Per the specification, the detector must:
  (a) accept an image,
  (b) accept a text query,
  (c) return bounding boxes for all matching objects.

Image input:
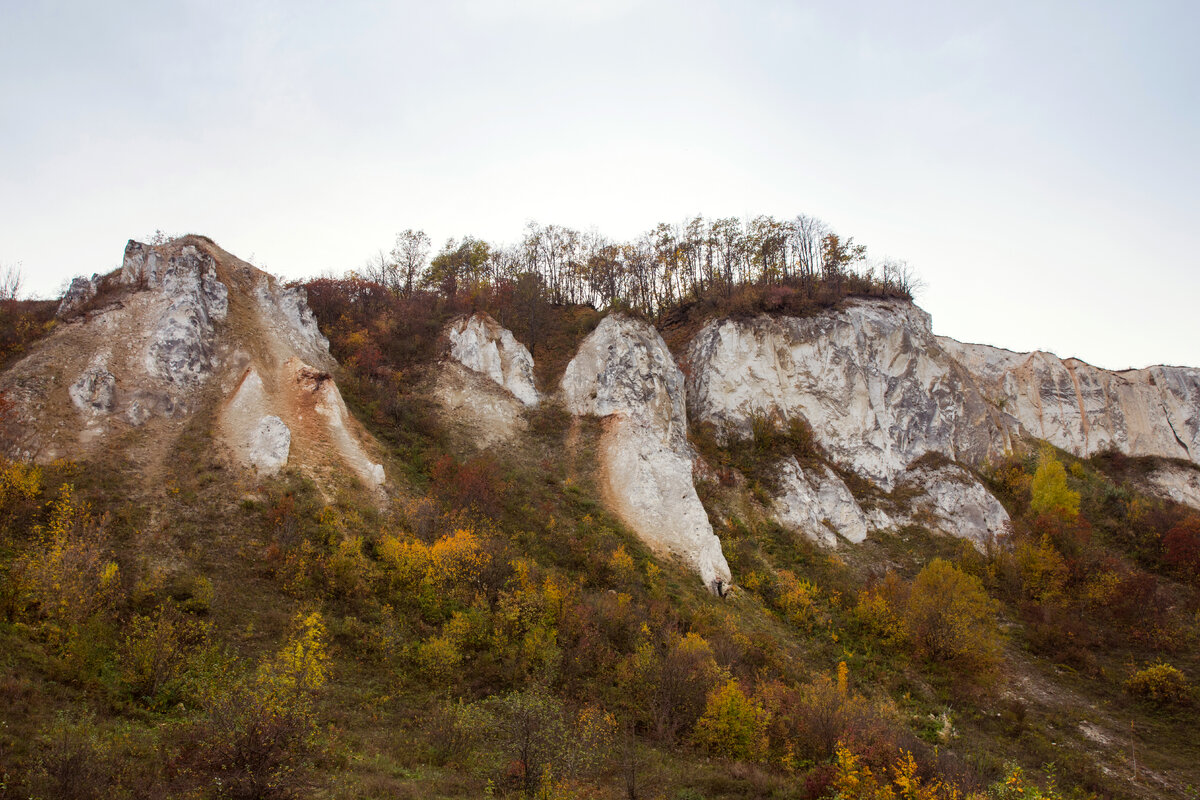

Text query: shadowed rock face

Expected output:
[686,300,1012,492]
[563,314,732,593]
[772,458,871,547]
[900,463,1011,548]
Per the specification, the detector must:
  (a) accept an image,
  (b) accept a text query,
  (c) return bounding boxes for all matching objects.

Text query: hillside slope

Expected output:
[1,238,1198,800]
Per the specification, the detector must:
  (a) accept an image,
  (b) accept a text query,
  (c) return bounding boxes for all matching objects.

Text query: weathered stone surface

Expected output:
[447,313,539,406]
[772,457,870,546]
[564,314,689,446]
[254,278,333,370]
[902,463,1011,549]
[564,314,731,592]
[1143,462,1200,510]
[69,358,116,414]
[57,275,99,317]
[435,361,527,448]
[686,301,1011,491]
[939,338,1200,463]
[250,415,291,473]
[144,245,229,386]
[292,359,386,487]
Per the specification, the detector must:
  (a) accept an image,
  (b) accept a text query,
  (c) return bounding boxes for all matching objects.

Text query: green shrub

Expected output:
[1124,661,1192,705]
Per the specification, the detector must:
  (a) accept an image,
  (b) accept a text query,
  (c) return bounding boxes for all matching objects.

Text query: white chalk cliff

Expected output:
[686,300,1010,492]
[683,297,1200,546]
[447,313,540,407]
[772,458,872,547]
[562,314,732,593]
[939,338,1200,464]
[437,313,538,449]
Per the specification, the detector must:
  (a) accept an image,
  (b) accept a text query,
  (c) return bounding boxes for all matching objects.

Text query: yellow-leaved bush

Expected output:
[692,678,770,762]
[18,484,122,637]
[379,526,488,614]
[1029,447,1080,520]
[832,743,981,799]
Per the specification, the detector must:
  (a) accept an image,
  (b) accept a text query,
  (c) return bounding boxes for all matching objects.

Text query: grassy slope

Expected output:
[1,292,1198,799]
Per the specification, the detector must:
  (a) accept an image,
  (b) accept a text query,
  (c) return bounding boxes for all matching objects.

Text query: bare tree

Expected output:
[390,229,431,297]
[0,263,22,302]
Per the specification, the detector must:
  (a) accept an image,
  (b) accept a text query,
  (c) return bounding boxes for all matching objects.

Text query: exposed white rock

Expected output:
[564,314,689,445]
[447,313,539,407]
[254,278,334,370]
[772,457,870,546]
[250,416,291,473]
[563,314,731,592]
[57,275,99,317]
[143,244,229,387]
[292,359,385,487]
[902,463,1010,549]
[687,301,1011,491]
[1144,462,1200,510]
[939,338,1200,464]
[435,361,526,448]
[120,240,163,286]
[69,356,116,415]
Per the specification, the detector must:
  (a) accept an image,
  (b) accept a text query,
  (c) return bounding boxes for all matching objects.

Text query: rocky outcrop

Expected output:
[57,275,99,317]
[447,313,539,406]
[939,338,1200,464]
[291,359,385,486]
[69,357,116,415]
[901,463,1011,549]
[2,236,385,492]
[250,416,291,473]
[254,278,334,370]
[140,244,229,387]
[563,314,731,592]
[436,362,527,449]
[1143,462,1200,510]
[686,300,1011,491]
[772,458,871,546]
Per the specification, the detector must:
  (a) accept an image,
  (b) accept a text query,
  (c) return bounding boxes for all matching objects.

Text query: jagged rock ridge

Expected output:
[562,314,732,593]
[1,237,385,489]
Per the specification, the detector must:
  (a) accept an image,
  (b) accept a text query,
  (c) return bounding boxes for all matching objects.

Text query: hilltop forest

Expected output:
[0,217,1198,800]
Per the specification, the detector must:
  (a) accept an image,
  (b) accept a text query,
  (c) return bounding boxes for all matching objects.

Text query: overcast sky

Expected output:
[2,0,1197,370]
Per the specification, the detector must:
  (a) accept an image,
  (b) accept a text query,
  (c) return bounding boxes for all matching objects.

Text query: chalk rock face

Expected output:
[563,314,731,592]
[1144,462,1200,510]
[254,279,333,370]
[69,358,116,415]
[902,463,1010,549]
[142,244,229,386]
[292,360,386,486]
[435,362,527,448]
[250,416,291,473]
[4,236,386,495]
[563,314,688,444]
[687,301,1009,491]
[939,338,1200,464]
[447,313,539,407]
[772,458,870,546]
[57,275,99,317]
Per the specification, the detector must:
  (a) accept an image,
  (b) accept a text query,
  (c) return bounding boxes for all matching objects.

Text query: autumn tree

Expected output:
[1029,447,1080,520]
[693,678,770,761]
[905,559,1002,671]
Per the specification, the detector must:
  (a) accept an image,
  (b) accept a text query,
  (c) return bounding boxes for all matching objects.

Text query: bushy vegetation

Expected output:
[2,219,1199,798]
